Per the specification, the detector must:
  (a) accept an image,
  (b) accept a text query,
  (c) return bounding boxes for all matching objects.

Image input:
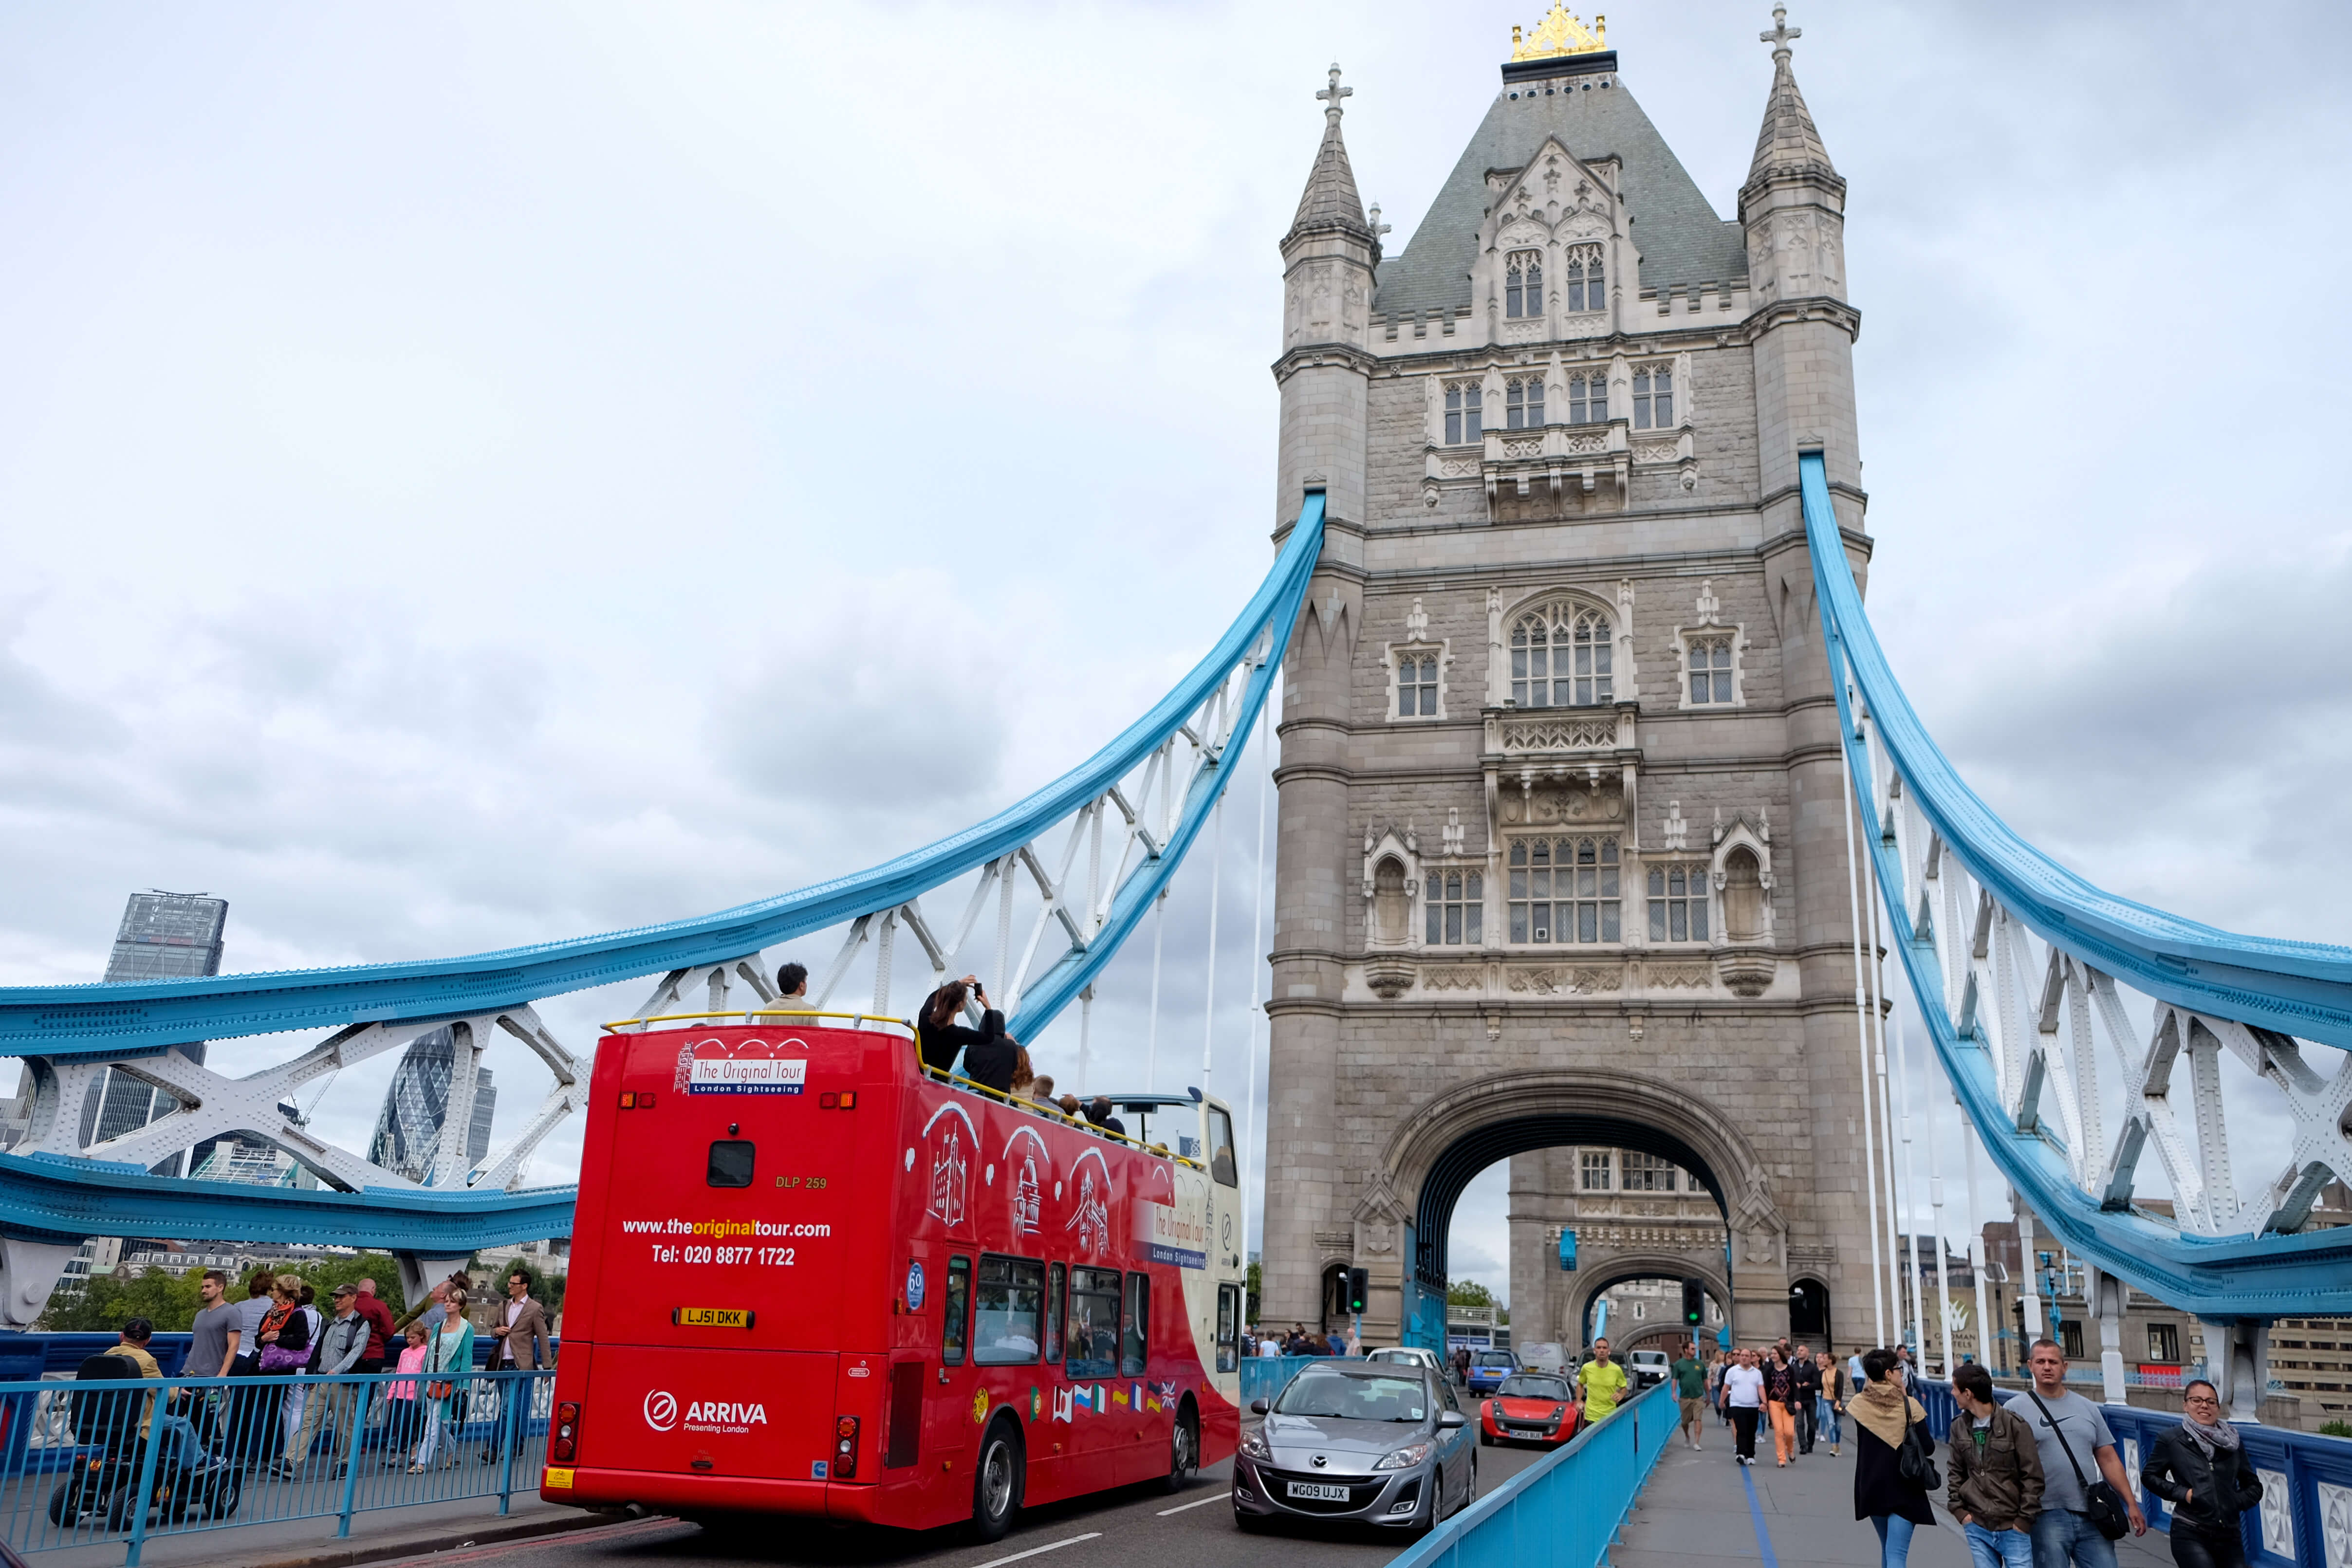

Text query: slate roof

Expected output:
[1371,73,1747,320]
[1287,108,1373,245]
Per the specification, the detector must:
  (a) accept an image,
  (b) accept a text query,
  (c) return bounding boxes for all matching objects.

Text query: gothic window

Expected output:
[1621,1151,1677,1192]
[1396,652,1440,717]
[1509,604,1613,708]
[1647,865,1709,942]
[1505,375,1545,430]
[1632,364,1673,430]
[1568,371,1606,425]
[1722,847,1765,942]
[1686,635,1734,705]
[1580,1150,1613,1190]
[1424,870,1483,945]
[1565,246,1605,313]
[1445,381,1483,444]
[1372,857,1410,945]
[1506,252,1543,319]
[1507,835,1620,944]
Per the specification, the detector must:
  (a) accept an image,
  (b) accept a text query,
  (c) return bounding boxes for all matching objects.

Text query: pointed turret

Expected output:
[1286,65,1373,248]
[1745,8,1834,188]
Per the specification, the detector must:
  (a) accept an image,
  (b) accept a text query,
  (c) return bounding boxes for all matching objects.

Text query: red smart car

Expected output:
[1476,1371,1583,1448]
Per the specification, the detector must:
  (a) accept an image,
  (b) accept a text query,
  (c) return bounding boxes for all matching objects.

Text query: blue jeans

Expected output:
[2030,1509,2119,1568]
[1871,1514,1916,1566]
[1818,1396,1841,1445]
[1965,1522,2036,1568]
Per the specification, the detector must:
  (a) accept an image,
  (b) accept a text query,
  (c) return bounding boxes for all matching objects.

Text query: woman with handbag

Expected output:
[1852,1347,1939,1566]
[409,1289,476,1474]
[252,1275,310,1474]
[2140,1381,2262,1568]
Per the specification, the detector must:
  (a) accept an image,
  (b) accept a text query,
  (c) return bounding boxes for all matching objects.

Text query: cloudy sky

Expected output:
[4,1,2348,1313]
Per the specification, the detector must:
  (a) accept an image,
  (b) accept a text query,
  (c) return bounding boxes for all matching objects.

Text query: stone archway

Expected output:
[1568,1254,1731,1352]
[1349,1067,1790,1349]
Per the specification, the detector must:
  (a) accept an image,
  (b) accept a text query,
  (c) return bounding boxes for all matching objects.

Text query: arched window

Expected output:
[1444,381,1483,444]
[1686,635,1733,705]
[1372,857,1409,945]
[1397,653,1439,717]
[1646,865,1709,942]
[1722,848,1765,942]
[1566,246,1605,313]
[1567,371,1607,425]
[1633,363,1673,429]
[1507,835,1619,943]
[1510,604,1613,708]
[1506,375,1545,430]
[1506,251,1543,318]
[1424,870,1482,945]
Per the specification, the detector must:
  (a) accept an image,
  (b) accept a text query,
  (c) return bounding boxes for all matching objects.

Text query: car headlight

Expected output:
[1374,1441,1433,1471]
[1240,1429,1272,1461]
[1553,1405,1567,1419]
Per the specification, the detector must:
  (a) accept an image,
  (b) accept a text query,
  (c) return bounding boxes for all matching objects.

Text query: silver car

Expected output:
[1233,1362,1476,1533]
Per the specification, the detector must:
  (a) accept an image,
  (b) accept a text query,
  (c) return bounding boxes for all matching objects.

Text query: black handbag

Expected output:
[2028,1391,2129,1540]
[1896,1415,1942,1492]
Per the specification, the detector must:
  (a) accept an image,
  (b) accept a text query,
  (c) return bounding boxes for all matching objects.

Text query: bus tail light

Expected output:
[551,1402,581,1463]
[833,1415,859,1478]
[817,1092,858,1110]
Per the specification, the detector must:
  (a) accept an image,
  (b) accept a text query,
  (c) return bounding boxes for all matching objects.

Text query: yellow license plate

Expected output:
[544,1467,574,1489]
[671,1306,755,1329]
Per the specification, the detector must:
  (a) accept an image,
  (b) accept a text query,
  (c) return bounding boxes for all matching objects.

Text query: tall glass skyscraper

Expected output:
[366,1028,498,1183]
[84,892,227,1170]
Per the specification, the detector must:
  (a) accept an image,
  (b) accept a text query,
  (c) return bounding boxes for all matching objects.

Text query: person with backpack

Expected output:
[1947,1361,2043,1567]
[1852,1347,1938,1566]
[2140,1379,2262,1568]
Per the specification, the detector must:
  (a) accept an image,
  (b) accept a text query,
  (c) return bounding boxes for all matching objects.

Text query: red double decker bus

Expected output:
[542,1010,1246,1537]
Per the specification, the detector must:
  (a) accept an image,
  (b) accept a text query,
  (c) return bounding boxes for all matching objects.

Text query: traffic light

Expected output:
[1682,1278,1704,1326]
[1347,1267,1369,1315]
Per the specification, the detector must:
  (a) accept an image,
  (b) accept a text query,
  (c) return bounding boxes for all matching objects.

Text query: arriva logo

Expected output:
[643,1390,678,1432]
[686,1401,769,1427]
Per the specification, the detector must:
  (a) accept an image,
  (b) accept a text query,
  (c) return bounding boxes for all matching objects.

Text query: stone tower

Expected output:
[1263,5,1877,1351]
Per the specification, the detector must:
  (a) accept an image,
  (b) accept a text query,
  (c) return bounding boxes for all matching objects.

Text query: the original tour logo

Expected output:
[673,1036,809,1096]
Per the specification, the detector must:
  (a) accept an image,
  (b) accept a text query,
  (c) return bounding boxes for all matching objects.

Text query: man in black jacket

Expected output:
[1791,1347,1823,1455]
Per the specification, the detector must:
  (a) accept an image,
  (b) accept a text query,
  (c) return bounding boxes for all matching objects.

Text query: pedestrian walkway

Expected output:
[1612,1423,2174,1566]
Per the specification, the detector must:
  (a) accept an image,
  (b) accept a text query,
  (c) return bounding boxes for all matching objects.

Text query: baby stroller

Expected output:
[47,1354,240,1530]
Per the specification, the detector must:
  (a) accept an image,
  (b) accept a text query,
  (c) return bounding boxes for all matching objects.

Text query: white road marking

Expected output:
[1156,1493,1226,1516]
[972,1531,1103,1568]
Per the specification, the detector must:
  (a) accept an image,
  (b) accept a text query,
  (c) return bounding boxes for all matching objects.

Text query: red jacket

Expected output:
[354,1293,399,1363]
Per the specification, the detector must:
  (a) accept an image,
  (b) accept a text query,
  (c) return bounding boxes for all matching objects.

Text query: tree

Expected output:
[1245,1260,1261,1328]
[1446,1280,1496,1310]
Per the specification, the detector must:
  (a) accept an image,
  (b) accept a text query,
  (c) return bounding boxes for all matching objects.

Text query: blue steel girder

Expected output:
[0,493,1329,1251]
[1801,454,2352,1320]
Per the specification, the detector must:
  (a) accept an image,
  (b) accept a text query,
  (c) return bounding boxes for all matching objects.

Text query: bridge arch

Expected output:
[1568,1256,1731,1351]
[1354,1067,1789,1348]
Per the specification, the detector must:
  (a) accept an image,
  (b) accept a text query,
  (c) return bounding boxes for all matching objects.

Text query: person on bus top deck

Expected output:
[962,1013,1022,1097]
[915,976,992,1074]
[775,962,809,1010]
[1083,1096,1127,1138]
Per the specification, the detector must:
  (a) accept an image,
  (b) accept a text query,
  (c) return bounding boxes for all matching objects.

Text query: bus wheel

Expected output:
[1161,1403,1199,1493]
[971,1419,1023,1543]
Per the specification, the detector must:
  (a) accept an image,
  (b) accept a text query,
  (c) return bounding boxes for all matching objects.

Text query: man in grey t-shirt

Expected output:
[2001,1339,2147,1566]
[188,1269,241,1377]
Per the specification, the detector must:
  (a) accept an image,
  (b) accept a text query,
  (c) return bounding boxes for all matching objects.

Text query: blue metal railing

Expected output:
[1384,1380,1673,1568]
[1239,1355,1355,1405]
[1801,452,2352,1318]
[1909,1379,2352,1568]
[0,1365,553,1564]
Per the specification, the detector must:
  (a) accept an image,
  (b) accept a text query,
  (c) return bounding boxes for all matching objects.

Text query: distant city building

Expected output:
[367,1028,497,1183]
[82,892,228,1173]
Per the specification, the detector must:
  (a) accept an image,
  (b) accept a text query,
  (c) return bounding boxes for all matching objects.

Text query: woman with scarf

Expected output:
[1852,1347,1938,1566]
[2140,1380,2262,1568]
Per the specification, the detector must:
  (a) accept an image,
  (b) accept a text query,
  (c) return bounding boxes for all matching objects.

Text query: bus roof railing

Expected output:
[599,1009,916,1036]
[917,1064,1206,1173]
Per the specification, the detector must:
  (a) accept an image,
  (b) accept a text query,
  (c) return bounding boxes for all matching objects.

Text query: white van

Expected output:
[1515,1341,1569,1375]
[1628,1348,1671,1388]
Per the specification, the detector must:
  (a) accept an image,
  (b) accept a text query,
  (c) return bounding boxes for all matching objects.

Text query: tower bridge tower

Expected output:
[1264,5,1876,1349]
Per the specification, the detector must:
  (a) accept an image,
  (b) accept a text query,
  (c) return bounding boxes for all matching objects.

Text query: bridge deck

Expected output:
[1614,1421,2172,1566]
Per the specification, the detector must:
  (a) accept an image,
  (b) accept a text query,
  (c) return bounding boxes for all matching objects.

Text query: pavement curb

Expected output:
[231,1507,667,1568]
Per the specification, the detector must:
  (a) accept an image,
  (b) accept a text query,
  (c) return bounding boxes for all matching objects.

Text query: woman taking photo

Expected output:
[2141,1381,2262,1568]
[1852,1347,1937,1566]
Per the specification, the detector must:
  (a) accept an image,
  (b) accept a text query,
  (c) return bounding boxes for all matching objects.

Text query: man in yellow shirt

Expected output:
[1576,1335,1629,1422]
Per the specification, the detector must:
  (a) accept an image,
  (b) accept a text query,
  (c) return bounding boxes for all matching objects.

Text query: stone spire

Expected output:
[1286,64,1373,248]
[1745,5,1834,189]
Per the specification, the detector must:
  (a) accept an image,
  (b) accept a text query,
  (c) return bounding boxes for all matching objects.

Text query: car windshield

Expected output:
[1475,1354,1514,1368]
[1273,1371,1427,1422]
[1496,1375,1570,1400]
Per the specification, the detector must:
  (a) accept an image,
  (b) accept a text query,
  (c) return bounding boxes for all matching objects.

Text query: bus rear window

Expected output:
[1206,1105,1238,1187]
[974,1255,1045,1365]
[943,1256,970,1366]
[706,1140,755,1187]
[1044,1263,1065,1365]
[1066,1267,1120,1378]
[1122,1273,1149,1376]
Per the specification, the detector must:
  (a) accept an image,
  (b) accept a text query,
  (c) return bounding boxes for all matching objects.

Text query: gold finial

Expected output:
[1510,4,1607,62]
